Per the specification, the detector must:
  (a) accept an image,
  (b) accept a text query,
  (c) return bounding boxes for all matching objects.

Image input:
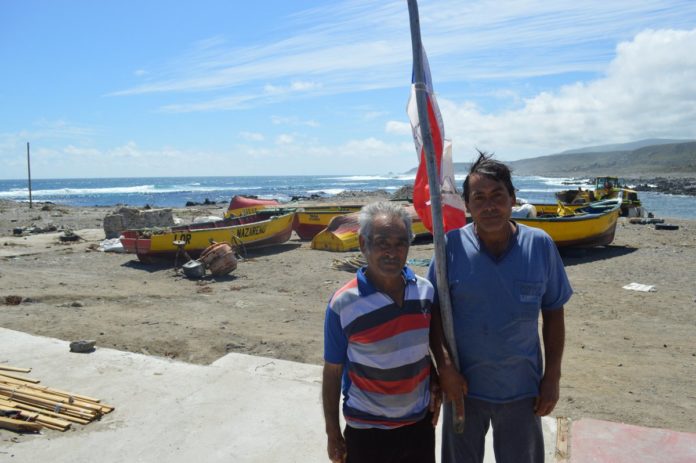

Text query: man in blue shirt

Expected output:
[429,152,572,463]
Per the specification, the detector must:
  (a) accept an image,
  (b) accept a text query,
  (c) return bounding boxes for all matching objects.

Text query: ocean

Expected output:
[0,175,694,220]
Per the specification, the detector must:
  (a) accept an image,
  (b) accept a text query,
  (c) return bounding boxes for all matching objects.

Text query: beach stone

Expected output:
[59,231,80,242]
[103,207,175,238]
[4,295,23,305]
[390,185,413,201]
[69,339,96,353]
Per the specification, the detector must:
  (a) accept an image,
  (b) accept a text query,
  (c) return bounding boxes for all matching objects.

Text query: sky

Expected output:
[2,0,696,179]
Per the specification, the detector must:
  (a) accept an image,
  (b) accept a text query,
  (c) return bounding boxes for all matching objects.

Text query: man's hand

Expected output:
[429,377,443,426]
[326,431,346,463]
[323,362,346,462]
[538,308,564,417]
[438,364,468,421]
[534,374,560,416]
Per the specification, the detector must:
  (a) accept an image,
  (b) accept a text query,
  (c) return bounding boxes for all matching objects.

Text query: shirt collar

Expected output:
[356,266,416,297]
[467,220,519,262]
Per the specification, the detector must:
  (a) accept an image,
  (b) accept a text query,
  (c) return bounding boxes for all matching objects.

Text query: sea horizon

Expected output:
[1,174,694,220]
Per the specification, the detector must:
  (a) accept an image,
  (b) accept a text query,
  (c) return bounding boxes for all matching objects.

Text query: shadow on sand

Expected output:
[120,242,302,273]
[560,244,638,267]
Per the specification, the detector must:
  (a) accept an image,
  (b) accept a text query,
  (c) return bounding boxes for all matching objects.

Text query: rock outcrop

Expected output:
[103,207,175,238]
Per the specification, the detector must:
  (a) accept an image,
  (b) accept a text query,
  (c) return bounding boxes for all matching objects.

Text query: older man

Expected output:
[322,201,441,463]
[429,152,572,463]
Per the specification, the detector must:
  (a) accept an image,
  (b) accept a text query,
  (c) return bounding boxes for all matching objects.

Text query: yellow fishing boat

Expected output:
[293,205,363,240]
[225,195,281,217]
[517,201,621,247]
[555,177,643,216]
[310,205,431,252]
[120,211,295,262]
[311,200,619,252]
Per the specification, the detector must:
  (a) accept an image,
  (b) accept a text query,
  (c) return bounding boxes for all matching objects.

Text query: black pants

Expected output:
[344,413,435,463]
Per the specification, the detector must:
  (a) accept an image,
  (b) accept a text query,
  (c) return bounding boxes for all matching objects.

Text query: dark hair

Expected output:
[462,150,515,202]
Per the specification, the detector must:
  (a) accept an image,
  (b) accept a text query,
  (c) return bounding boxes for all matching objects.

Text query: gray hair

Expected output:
[358,201,413,245]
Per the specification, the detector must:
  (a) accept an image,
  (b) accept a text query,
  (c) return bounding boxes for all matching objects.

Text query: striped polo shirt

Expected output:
[324,266,434,429]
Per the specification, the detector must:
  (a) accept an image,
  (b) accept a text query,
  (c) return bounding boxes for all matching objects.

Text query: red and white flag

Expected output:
[407,49,466,234]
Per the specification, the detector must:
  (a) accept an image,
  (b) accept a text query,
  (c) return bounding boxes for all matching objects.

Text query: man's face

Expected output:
[359,214,410,280]
[465,173,515,236]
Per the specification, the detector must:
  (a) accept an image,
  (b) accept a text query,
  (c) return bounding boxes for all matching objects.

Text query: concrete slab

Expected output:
[0,328,558,462]
[570,417,696,463]
[0,327,326,462]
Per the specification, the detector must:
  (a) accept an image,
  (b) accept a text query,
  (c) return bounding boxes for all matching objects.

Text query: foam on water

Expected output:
[0,175,693,219]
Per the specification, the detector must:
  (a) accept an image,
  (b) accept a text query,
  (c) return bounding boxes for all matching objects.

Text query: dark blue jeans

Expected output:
[442,397,544,463]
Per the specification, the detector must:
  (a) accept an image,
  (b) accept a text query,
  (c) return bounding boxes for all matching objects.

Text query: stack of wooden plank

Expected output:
[0,365,114,433]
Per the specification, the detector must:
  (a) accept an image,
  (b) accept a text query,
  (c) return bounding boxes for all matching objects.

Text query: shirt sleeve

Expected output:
[323,303,348,364]
[426,256,440,306]
[541,237,573,310]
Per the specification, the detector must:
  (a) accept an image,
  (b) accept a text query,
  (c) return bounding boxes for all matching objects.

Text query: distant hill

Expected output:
[557,138,692,155]
[509,141,696,177]
[402,140,696,177]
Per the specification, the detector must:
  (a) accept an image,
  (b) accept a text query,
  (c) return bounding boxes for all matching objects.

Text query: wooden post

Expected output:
[27,142,33,209]
[407,0,464,432]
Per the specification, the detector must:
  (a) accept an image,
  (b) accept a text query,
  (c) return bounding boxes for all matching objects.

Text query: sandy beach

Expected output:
[0,198,695,434]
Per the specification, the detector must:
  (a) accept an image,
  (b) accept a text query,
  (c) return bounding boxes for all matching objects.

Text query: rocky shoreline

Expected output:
[563,177,696,196]
[627,177,696,196]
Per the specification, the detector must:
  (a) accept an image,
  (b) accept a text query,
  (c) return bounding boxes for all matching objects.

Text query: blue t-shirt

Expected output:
[428,222,572,403]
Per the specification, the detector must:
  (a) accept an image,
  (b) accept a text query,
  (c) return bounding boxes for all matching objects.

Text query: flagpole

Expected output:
[407,0,464,432]
[27,142,33,209]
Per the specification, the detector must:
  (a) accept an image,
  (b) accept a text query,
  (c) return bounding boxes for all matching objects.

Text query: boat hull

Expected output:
[310,205,433,252]
[293,206,363,240]
[120,212,295,260]
[518,204,620,247]
[225,195,281,217]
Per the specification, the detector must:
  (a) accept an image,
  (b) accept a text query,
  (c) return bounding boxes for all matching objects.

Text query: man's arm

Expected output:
[429,302,468,421]
[322,362,346,463]
[536,307,565,416]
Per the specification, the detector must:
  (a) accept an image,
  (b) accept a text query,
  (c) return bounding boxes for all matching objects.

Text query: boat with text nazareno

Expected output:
[224,196,365,240]
[120,211,294,262]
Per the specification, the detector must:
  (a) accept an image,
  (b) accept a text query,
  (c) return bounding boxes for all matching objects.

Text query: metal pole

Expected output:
[407,0,464,432]
[27,142,33,209]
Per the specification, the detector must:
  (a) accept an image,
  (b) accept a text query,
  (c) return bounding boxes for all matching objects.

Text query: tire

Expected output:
[655,224,679,231]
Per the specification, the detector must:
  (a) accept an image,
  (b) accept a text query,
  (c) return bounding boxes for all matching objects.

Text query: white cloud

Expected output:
[108,0,696,111]
[271,116,319,127]
[233,135,415,174]
[290,80,320,91]
[264,84,283,95]
[391,28,696,160]
[239,131,264,142]
[276,134,294,145]
[364,110,388,120]
[385,120,410,135]
[63,145,100,157]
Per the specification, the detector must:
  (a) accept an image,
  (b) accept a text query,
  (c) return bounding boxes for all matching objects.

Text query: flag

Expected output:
[407,49,466,234]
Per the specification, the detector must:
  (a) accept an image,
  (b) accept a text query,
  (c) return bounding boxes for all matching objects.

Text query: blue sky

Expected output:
[2,0,696,179]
